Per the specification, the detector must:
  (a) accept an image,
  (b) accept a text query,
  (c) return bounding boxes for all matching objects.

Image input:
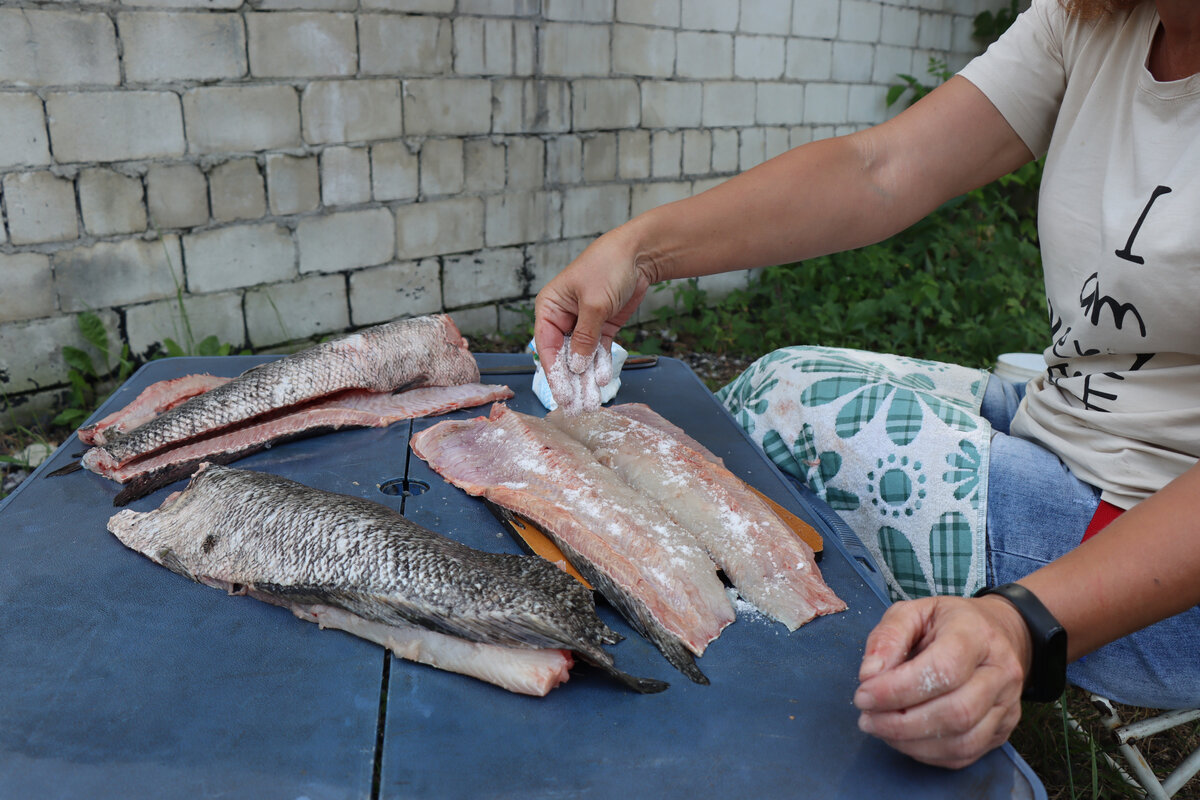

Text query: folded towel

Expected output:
[528,337,629,413]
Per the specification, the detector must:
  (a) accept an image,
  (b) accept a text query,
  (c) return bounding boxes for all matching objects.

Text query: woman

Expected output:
[533,0,1200,768]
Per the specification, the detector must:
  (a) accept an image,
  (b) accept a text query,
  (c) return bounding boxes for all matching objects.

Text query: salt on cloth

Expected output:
[529,336,628,414]
[717,346,992,601]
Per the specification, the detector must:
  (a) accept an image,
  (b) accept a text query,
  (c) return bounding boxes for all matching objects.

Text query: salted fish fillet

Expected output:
[107,464,666,696]
[548,406,847,631]
[96,383,515,506]
[410,404,736,684]
[85,314,477,474]
[79,374,233,446]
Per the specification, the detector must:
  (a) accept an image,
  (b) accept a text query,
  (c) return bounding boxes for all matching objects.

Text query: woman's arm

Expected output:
[534,75,1034,367]
[854,459,1200,768]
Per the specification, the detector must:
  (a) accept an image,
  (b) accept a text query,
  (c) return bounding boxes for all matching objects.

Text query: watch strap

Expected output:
[974,582,1068,702]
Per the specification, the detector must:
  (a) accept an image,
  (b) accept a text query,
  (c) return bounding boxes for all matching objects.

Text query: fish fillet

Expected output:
[85,314,477,474]
[79,374,233,446]
[108,464,666,696]
[410,404,736,684]
[547,406,847,630]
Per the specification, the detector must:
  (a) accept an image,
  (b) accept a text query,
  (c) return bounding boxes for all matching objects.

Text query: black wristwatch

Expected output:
[974,582,1068,702]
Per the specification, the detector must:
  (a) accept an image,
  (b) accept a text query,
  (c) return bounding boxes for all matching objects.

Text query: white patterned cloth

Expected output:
[718,346,992,601]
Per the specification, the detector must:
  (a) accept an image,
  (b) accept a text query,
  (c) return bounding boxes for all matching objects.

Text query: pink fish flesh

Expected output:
[410,403,736,684]
[107,464,666,696]
[79,374,233,446]
[547,405,847,630]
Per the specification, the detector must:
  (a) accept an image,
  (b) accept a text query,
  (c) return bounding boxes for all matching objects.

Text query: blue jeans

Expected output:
[981,377,1199,709]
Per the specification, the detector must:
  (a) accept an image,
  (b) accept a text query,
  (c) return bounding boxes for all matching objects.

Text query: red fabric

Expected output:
[1082,500,1124,542]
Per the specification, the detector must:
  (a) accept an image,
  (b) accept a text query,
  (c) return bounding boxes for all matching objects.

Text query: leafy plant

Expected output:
[54,312,135,429]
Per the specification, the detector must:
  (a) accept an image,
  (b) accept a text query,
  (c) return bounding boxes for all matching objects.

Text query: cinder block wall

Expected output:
[0,0,1004,425]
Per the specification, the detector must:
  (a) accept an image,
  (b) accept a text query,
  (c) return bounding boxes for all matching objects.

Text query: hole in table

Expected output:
[379,478,430,498]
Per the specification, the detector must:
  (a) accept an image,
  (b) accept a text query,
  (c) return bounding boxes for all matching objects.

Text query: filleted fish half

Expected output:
[107,465,666,696]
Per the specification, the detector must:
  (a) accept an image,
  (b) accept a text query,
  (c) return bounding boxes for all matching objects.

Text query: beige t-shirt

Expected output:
[959,0,1200,509]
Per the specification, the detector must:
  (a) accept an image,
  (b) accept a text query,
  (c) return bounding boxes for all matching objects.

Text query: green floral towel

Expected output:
[717,346,991,601]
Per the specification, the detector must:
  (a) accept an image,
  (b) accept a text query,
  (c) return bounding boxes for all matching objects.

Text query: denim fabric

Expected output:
[983,376,1200,709]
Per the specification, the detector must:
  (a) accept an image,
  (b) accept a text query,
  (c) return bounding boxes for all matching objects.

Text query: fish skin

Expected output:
[86,315,477,473]
[107,464,666,695]
[547,406,847,631]
[410,403,736,683]
[78,374,232,446]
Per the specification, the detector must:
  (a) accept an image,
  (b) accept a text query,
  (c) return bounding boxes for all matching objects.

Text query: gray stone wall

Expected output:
[0,0,1005,426]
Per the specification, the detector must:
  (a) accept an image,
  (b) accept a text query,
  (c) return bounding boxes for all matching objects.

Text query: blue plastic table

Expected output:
[0,354,1045,799]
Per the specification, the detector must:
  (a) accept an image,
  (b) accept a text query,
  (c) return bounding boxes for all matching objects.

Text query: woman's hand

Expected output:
[533,224,656,370]
[853,595,1032,769]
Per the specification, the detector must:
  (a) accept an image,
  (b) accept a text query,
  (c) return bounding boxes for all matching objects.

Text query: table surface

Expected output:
[0,354,1045,800]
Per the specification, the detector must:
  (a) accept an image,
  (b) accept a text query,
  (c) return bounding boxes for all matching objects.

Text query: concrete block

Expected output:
[682,129,711,175]
[833,41,875,82]
[640,81,702,129]
[47,91,184,163]
[395,196,484,259]
[362,0,454,10]
[804,82,849,123]
[125,290,246,360]
[184,224,296,293]
[444,247,524,307]
[302,80,403,145]
[573,79,640,130]
[492,79,571,134]
[849,83,887,123]
[123,0,241,7]
[786,38,833,80]
[709,128,739,172]
[544,0,614,22]
[701,81,757,127]
[446,305,498,336]
[514,20,537,75]
[951,16,978,55]
[298,208,395,274]
[0,94,51,169]
[652,130,682,178]
[266,153,321,216]
[0,254,55,324]
[540,23,610,77]
[183,85,300,154]
[789,125,815,147]
[403,79,492,136]
[613,24,675,77]
[582,133,617,181]
[420,138,465,197]
[681,1,738,31]
[736,35,787,80]
[79,168,147,237]
[464,139,507,193]
[120,11,246,82]
[246,273,349,349]
[840,0,881,42]
[256,0,357,9]
[739,127,766,169]
[246,12,356,78]
[617,130,651,179]
[498,300,534,336]
[371,142,419,202]
[0,312,119,397]
[691,176,725,194]
[526,237,590,293]
[349,258,442,326]
[741,0,792,34]
[458,0,538,14]
[919,11,953,50]
[697,267,752,298]
[484,190,562,247]
[881,6,921,47]
[321,146,372,207]
[361,15,452,76]
[677,32,733,79]
[616,0,679,27]
[791,0,839,38]
[147,163,209,229]
[561,184,628,237]
[54,236,184,313]
[873,44,915,83]
[210,159,267,223]
[3,171,77,245]
[757,82,804,125]
[0,9,119,87]
[506,136,546,190]
[546,135,582,185]
[764,125,791,159]
[454,18,517,75]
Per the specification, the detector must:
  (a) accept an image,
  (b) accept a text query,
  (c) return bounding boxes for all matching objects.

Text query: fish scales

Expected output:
[547,406,847,630]
[409,404,736,683]
[87,315,477,473]
[108,464,665,695]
